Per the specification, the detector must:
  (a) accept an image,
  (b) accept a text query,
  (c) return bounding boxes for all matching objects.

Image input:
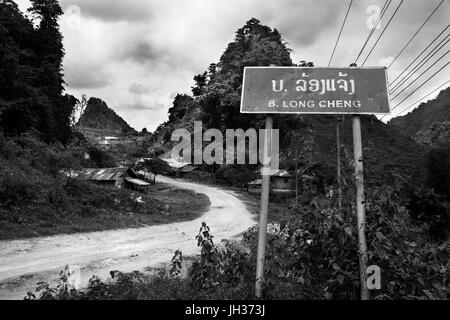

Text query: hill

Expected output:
[78,97,136,136]
[389,87,450,141]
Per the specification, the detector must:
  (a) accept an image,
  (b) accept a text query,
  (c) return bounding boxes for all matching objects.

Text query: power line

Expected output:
[386,60,450,117]
[387,0,446,69]
[361,0,405,66]
[328,0,354,66]
[354,0,391,64]
[389,24,450,87]
[390,36,450,94]
[387,80,450,119]
[391,50,449,100]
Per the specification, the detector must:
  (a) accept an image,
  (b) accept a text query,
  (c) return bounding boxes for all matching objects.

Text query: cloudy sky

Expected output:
[15,0,450,131]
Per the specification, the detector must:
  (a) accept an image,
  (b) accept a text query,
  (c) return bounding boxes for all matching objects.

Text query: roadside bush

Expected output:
[239,186,449,299]
[425,145,450,197]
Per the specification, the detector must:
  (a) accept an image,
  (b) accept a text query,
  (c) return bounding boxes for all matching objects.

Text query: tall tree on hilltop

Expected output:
[168,94,194,122]
[0,0,72,143]
[0,0,38,135]
[28,0,70,143]
[218,18,292,84]
[200,18,293,129]
[192,72,208,96]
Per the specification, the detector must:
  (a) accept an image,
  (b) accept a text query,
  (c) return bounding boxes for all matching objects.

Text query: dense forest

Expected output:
[390,87,450,147]
[0,0,75,143]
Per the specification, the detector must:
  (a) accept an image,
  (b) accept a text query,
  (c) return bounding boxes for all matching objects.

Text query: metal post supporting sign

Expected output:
[240,64,390,299]
[350,63,369,300]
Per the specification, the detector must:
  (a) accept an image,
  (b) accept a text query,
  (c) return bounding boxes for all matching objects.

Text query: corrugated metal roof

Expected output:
[161,158,191,169]
[178,164,197,173]
[79,167,128,181]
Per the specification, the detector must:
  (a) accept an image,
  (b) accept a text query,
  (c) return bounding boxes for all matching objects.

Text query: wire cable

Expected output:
[387,0,446,69]
[328,0,354,66]
[390,36,450,93]
[387,61,450,117]
[389,25,450,87]
[361,0,405,66]
[354,0,391,64]
[387,80,450,119]
[391,50,449,100]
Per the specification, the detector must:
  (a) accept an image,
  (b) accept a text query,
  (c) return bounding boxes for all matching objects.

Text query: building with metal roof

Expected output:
[124,177,151,192]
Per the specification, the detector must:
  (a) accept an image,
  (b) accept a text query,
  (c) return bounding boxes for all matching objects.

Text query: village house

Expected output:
[77,167,129,188]
[124,177,151,192]
[72,167,151,192]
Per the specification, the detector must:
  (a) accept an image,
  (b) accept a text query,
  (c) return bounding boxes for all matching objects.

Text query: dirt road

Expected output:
[0,177,256,299]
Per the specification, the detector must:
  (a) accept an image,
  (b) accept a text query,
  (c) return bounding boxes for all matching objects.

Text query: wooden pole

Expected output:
[352,115,369,300]
[336,120,342,209]
[255,115,273,299]
[349,62,369,300]
[295,149,299,204]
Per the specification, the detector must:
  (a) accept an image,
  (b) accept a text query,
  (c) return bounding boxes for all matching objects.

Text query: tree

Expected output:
[198,18,293,130]
[28,0,68,143]
[168,94,193,122]
[218,18,292,83]
[70,94,86,134]
[141,127,148,134]
[0,0,72,143]
[192,72,208,96]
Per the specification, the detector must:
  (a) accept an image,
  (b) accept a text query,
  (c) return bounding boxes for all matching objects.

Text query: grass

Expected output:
[0,181,210,240]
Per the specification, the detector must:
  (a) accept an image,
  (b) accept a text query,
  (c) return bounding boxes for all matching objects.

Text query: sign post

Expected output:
[349,63,369,300]
[240,65,390,300]
[255,115,273,299]
[336,119,342,209]
[352,114,369,300]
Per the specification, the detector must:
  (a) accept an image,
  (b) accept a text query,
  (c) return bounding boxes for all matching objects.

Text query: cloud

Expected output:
[59,0,154,22]
[129,82,149,95]
[122,92,166,112]
[122,101,162,111]
[118,40,168,65]
[258,0,344,47]
[64,62,112,89]
[15,0,450,130]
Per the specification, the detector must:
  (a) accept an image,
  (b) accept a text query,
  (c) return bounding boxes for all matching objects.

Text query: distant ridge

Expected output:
[78,97,136,135]
[389,87,450,138]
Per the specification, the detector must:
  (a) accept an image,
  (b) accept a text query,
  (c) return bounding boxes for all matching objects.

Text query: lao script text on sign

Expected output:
[240,67,390,114]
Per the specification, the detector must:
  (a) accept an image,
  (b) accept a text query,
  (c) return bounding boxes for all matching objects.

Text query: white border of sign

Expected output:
[239,66,391,115]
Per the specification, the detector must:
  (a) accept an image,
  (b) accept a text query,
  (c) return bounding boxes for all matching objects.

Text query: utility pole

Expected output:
[255,115,273,299]
[295,148,299,205]
[350,63,369,300]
